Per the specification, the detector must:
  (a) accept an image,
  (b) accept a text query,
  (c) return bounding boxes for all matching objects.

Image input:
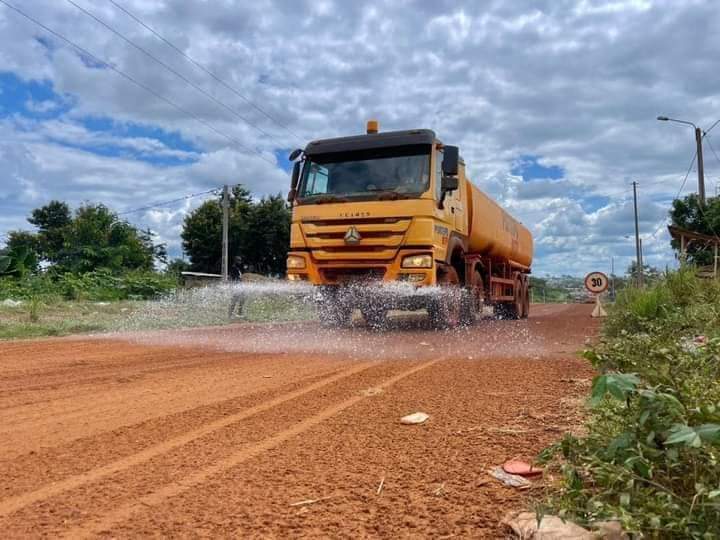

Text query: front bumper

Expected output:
[286,249,436,287]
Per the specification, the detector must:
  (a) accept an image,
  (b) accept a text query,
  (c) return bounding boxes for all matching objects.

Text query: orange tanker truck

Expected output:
[285,121,533,329]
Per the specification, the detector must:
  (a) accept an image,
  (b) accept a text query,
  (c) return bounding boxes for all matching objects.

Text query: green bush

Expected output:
[0,269,177,302]
[539,269,720,538]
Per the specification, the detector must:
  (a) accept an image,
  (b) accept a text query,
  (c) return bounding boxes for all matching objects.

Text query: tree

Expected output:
[57,203,163,273]
[626,261,662,285]
[244,195,291,275]
[165,258,191,277]
[27,200,71,262]
[181,199,223,273]
[180,187,291,275]
[4,231,41,273]
[670,194,720,266]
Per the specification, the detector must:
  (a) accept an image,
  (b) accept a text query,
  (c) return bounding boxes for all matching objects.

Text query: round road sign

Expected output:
[584,271,609,294]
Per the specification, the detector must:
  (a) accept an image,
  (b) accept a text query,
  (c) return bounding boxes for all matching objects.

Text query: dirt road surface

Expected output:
[1,304,599,538]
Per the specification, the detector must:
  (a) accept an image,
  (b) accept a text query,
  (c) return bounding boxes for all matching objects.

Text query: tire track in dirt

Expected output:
[0,362,374,519]
[63,358,440,539]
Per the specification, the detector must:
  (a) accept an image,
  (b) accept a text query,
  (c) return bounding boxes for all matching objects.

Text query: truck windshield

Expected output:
[298,144,430,201]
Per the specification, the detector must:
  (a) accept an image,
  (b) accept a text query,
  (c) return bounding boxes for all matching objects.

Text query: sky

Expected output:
[1,0,720,277]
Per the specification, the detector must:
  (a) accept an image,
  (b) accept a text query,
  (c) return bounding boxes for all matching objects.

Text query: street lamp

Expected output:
[656,115,706,205]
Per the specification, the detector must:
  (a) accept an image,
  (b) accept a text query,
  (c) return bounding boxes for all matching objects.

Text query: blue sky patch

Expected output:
[580,194,611,212]
[512,155,564,182]
[81,115,200,156]
[0,71,71,118]
[274,149,293,172]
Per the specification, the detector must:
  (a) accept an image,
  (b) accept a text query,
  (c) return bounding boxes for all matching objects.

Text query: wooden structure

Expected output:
[667,225,720,278]
[180,271,222,288]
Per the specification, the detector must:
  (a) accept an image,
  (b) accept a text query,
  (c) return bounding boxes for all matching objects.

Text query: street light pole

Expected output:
[695,126,706,204]
[632,181,643,287]
[657,116,706,205]
[221,184,230,281]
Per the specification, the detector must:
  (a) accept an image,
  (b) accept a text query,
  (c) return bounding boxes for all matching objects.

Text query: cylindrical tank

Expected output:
[465,180,533,268]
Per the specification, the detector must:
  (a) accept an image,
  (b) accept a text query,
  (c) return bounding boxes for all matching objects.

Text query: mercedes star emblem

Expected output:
[344,226,362,245]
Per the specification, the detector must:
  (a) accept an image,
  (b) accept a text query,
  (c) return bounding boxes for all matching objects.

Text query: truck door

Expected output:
[450,166,467,236]
[435,148,454,228]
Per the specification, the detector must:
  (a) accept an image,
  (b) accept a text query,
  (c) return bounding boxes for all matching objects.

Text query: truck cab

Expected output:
[287,125,460,281]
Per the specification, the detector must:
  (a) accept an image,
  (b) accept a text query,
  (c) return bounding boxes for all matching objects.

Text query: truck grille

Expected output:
[300,217,411,261]
[320,268,385,283]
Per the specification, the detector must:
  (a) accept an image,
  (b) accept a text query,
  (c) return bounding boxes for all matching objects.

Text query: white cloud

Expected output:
[0,0,718,273]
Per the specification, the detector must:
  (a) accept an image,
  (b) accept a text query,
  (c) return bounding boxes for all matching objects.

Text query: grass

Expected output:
[537,268,720,537]
[0,300,142,339]
[0,286,316,340]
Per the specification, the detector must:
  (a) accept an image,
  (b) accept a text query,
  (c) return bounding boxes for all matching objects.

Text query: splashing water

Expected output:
[108,281,548,361]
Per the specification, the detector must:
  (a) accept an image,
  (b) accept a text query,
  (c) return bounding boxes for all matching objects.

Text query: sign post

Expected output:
[584,271,608,318]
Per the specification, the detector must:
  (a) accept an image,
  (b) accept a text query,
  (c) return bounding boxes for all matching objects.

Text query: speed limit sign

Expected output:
[584,271,609,294]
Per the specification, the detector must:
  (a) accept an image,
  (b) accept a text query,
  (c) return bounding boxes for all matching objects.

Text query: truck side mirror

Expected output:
[441,175,458,192]
[441,145,459,176]
[287,161,301,202]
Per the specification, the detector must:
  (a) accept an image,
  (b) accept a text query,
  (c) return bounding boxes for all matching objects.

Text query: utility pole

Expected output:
[657,116,707,205]
[221,184,230,281]
[695,126,706,205]
[611,256,615,300]
[632,181,643,287]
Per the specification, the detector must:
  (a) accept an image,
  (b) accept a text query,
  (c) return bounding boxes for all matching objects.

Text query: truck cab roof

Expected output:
[304,129,437,156]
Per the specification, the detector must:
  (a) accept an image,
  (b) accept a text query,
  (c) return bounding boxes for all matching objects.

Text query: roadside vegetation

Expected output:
[539,268,720,537]
[0,194,297,339]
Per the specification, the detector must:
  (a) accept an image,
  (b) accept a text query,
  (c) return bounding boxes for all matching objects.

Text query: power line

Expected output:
[107,0,304,145]
[118,187,220,216]
[705,136,720,170]
[65,0,287,150]
[0,0,278,167]
[648,150,697,240]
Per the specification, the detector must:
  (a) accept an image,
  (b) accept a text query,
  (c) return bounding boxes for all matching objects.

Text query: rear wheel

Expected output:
[521,277,530,319]
[429,267,462,330]
[497,276,523,320]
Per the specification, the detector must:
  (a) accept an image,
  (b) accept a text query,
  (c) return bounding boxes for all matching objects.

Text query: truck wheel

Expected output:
[460,271,482,326]
[509,277,523,320]
[361,306,387,330]
[317,290,352,328]
[521,278,530,319]
[493,303,512,320]
[429,267,462,329]
[497,277,523,320]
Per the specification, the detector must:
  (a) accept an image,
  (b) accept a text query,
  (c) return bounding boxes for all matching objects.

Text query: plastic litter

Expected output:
[489,467,531,488]
[503,511,594,539]
[400,412,429,425]
[502,459,543,477]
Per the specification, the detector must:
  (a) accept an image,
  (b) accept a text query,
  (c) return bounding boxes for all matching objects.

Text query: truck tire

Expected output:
[361,306,387,330]
[316,289,352,328]
[521,277,530,319]
[318,302,352,328]
[459,270,482,326]
[497,276,523,320]
[429,267,462,329]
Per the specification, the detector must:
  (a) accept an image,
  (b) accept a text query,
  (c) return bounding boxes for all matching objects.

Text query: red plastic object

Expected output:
[502,459,543,477]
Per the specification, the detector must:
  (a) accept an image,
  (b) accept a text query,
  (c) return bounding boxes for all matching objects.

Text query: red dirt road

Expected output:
[0,304,599,538]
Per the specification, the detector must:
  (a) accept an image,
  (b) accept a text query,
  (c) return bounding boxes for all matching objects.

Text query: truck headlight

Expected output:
[286,255,306,269]
[401,254,433,269]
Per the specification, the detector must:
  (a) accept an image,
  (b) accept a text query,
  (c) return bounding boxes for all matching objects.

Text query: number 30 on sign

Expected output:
[584,271,609,294]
